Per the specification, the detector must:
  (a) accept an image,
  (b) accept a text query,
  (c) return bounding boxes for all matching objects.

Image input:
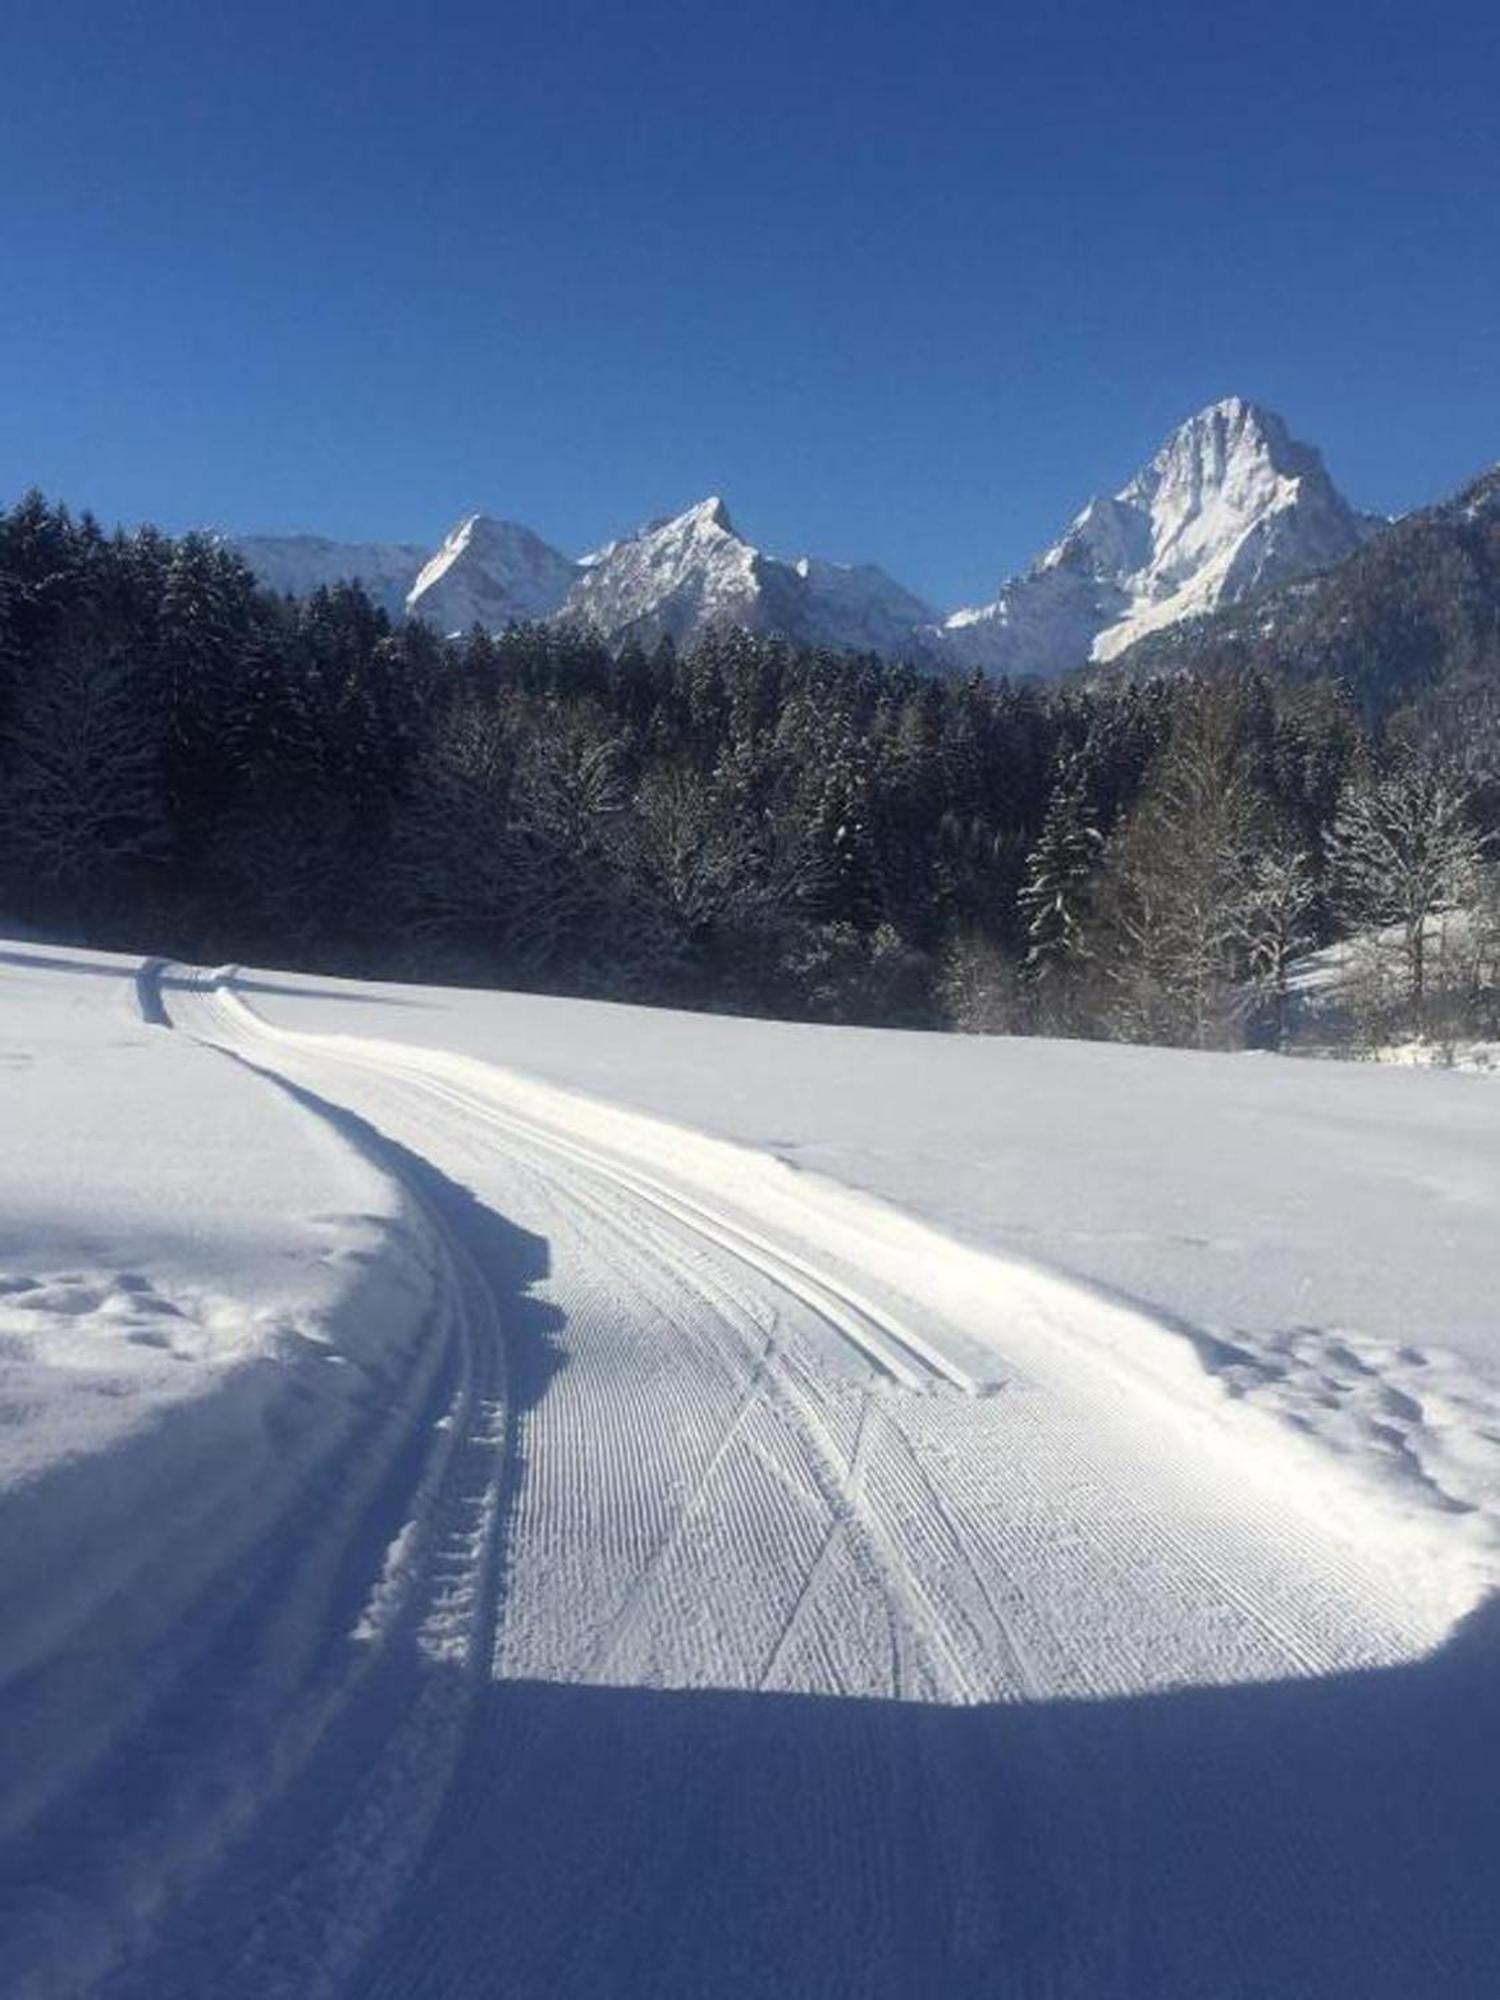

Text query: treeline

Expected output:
[1,490,1496,1051]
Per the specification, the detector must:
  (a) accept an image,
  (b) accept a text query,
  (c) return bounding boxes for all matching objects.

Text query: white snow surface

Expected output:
[937,396,1379,675]
[242,964,1500,1563]
[4,939,1500,1997]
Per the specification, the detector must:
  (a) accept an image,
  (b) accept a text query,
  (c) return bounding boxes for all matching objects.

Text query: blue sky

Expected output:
[4,0,1497,606]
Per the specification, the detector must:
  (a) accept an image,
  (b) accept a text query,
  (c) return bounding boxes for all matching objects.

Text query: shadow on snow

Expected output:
[360,1595,1500,2000]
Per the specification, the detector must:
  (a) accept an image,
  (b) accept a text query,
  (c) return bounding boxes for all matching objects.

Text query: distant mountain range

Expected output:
[223,398,1394,677]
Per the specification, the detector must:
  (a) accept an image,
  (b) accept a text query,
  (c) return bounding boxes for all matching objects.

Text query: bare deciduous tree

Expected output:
[1328,759,1488,1033]
[1235,840,1318,1047]
[1092,687,1264,1048]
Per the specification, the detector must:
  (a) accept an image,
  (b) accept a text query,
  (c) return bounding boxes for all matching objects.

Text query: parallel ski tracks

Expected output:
[183,970,974,1397]
[111,958,1451,1999]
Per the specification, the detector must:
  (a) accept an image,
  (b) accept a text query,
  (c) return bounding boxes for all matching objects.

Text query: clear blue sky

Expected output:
[4,0,1497,606]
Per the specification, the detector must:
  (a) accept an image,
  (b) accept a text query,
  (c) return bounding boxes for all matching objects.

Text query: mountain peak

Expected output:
[1127,396,1309,497]
[1188,392,1278,431]
[695,494,734,531]
[405,513,579,634]
[940,400,1374,676]
[668,494,737,536]
[226,401,1379,676]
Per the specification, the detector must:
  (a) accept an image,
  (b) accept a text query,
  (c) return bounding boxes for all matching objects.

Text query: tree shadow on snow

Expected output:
[0,1077,568,2000]
[358,1595,1500,2000]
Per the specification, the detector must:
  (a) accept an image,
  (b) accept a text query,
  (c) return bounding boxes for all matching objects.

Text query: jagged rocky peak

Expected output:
[936,396,1379,677]
[557,496,773,649]
[405,514,580,634]
[678,494,735,533]
[557,497,940,658]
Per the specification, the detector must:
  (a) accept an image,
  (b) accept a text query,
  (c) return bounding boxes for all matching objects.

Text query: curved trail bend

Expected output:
[117,961,1463,1998]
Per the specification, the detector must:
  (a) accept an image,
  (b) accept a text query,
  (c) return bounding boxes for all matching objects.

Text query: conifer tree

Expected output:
[1018,758,1101,1013]
[0,623,166,911]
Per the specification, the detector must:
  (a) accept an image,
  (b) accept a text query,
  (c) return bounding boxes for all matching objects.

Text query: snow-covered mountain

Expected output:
[555,496,937,655]
[936,397,1380,677]
[223,534,430,621]
[556,497,780,645]
[789,555,938,658]
[225,397,1380,673]
[404,514,580,635]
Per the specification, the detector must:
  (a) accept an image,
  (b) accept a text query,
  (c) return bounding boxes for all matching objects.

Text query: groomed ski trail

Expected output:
[102,961,1476,1999]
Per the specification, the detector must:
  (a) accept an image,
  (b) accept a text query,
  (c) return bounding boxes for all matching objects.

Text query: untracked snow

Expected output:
[0,944,445,1993]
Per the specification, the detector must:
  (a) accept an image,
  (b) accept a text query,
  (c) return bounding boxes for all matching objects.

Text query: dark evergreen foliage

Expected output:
[2,489,1496,1042]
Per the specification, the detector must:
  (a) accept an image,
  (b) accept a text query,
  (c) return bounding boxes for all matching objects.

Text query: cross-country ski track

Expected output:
[11,955,1500,1997]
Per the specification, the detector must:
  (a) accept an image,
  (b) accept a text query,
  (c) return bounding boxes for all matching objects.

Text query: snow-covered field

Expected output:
[3,938,1498,1996]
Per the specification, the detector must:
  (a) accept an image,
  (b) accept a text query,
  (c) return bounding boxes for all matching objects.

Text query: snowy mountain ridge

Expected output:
[228,397,1381,673]
[554,495,938,655]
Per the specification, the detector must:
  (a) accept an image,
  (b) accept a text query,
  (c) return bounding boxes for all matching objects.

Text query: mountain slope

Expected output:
[937,398,1379,678]
[792,555,938,657]
[404,514,581,634]
[223,534,430,620]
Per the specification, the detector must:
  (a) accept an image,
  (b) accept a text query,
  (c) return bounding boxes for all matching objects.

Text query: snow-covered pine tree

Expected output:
[1017,757,1100,1027]
[1092,685,1264,1048]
